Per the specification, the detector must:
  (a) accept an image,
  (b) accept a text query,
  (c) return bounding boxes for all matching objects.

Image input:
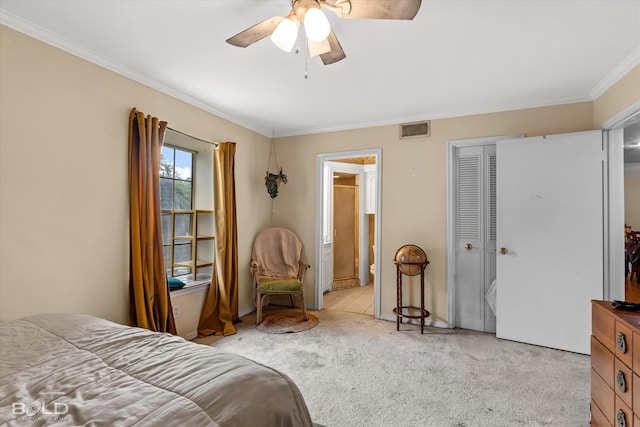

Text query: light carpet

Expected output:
[209,308,590,427]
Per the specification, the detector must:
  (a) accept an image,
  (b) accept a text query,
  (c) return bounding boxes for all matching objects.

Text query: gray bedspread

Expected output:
[0,313,313,426]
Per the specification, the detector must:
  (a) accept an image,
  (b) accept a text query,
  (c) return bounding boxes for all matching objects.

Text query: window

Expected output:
[160,131,215,289]
[160,145,194,278]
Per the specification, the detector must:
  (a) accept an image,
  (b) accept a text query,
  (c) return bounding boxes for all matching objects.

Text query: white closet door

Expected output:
[455,145,495,332]
[484,146,497,333]
[496,130,604,355]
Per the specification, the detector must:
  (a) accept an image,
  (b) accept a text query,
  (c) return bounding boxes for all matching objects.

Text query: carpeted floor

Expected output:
[201,307,590,427]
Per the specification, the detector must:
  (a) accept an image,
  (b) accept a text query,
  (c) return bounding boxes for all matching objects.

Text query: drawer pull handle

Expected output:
[617,332,627,354]
[617,409,627,427]
[616,370,627,393]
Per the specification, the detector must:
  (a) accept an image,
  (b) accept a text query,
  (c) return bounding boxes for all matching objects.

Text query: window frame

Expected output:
[160,144,196,280]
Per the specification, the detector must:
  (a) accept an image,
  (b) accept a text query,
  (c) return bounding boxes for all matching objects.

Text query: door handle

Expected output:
[464,243,472,250]
[499,247,508,255]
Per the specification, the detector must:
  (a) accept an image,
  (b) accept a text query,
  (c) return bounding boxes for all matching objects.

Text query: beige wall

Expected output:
[275,102,595,323]
[593,64,640,127]
[626,176,640,230]
[1,24,638,327]
[0,25,273,323]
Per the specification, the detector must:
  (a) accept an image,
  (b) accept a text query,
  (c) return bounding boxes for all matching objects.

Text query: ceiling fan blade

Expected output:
[327,0,421,20]
[226,16,284,48]
[309,38,332,58]
[320,30,346,65]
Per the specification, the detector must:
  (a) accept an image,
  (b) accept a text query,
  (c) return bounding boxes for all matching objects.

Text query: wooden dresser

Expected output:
[592,300,640,427]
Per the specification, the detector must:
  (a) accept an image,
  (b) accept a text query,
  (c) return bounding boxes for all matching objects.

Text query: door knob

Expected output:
[499,247,508,255]
[464,243,472,250]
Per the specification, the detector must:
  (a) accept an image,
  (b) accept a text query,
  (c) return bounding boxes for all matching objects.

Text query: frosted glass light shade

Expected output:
[271,17,299,52]
[304,7,330,42]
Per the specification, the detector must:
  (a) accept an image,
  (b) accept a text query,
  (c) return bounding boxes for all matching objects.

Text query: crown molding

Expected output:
[273,96,593,138]
[0,9,273,138]
[590,46,640,100]
[2,7,637,140]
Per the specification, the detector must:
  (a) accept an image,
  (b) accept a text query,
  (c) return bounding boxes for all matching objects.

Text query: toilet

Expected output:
[369,245,375,276]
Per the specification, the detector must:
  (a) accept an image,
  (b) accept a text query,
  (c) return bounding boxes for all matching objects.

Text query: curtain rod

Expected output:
[131,109,218,147]
[167,127,218,147]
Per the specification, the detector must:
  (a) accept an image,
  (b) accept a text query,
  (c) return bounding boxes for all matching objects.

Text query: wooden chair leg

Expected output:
[256,293,263,325]
[289,294,296,308]
[299,293,308,321]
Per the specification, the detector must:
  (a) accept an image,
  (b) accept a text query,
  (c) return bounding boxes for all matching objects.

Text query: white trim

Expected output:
[324,160,369,286]
[0,9,274,138]
[315,148,382,318]
[378,314,449,330]
[0,8,615,139]
[274,97,592,138]
[183,331,199,341]
[600,100,640,130]
[590,47,640,100]
[239,306,256,318]
[602,103,640,302]
[446,134,524,329]
[169,281,210,297]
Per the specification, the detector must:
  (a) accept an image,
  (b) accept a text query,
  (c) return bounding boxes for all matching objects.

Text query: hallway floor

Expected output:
[626,276,640,302]
[323,283,374,315]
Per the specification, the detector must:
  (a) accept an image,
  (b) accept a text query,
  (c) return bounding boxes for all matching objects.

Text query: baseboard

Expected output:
[378,313,451,329]
[183,331,198,340]
[239,306,256,318]
[238,305,451,329]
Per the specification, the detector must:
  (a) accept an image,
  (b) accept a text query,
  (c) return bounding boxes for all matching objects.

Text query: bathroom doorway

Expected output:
[315,149,381,317]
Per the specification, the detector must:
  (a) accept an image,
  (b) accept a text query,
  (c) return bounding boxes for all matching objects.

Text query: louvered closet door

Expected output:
[454,145,496,333]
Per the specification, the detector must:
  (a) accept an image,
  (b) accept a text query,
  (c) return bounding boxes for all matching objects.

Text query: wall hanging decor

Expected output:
[265,140,287,199]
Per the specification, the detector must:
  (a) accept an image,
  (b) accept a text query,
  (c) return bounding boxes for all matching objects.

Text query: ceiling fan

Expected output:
[226,0,422,65]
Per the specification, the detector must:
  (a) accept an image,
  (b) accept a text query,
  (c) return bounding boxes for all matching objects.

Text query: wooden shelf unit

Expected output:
[167,209,215,281]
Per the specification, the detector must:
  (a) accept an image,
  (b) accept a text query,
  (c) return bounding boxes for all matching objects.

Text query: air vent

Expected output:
[400,121,431,139]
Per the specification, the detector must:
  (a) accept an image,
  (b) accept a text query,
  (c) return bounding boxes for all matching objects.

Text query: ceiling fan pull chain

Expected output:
[304,37,309,79]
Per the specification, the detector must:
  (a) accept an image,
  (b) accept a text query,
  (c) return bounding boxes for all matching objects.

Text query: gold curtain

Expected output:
[198,142,239,336]
[128,108,176,334]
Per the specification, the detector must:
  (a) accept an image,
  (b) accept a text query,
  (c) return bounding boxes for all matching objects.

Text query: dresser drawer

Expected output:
[616,320,634,369]
[634,331,640,371]
[591,399,613,427]
[616,395,633,427]
[593,368,615,425]
[593,335,615,388]
[616,358,634,409]
[634,373,640,413]
[594,303,616,351]
[593,302,640,426]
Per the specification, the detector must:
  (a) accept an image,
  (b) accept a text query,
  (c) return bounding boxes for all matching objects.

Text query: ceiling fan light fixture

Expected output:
[304,7,331,42]
[271,15,299,52]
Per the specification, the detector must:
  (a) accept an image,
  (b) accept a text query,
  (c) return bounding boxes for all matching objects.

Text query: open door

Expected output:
[495,130,604,354]
[333,173,359,285]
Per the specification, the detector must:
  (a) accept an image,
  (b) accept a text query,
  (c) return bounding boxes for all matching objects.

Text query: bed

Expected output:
[0,313,313,426]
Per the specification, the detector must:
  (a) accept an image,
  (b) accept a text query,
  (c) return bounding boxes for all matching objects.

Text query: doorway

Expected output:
[315,149,381,317]
[617,108,640,300]
[603,100,640,303]
[333,172,360,289]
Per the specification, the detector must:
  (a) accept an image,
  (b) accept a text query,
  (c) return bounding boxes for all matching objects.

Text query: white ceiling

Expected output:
[1,0,639,138]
